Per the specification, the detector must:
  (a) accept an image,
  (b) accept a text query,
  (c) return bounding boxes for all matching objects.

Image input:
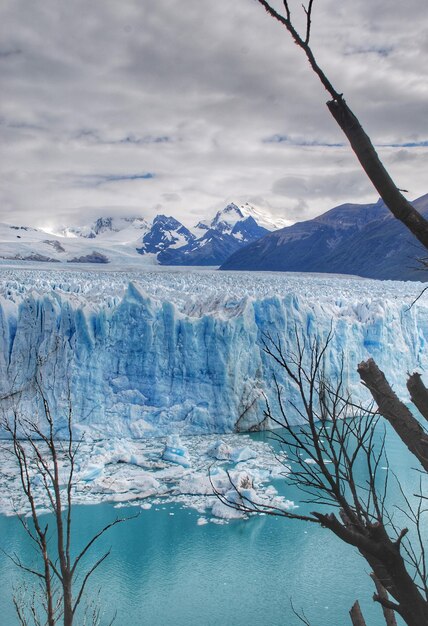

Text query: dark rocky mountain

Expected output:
[136,215,195,255]
[220,194,428,281]
[158,205,270,266]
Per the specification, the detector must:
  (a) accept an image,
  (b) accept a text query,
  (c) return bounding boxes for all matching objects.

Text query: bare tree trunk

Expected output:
[316,510,428,626]
[407,372,428,422]
[349,601,367,626]
[371,573,398,626]
[39,537,55,626]
[357,358,428,472]
[62,571,73,626]
[326,99,428,251]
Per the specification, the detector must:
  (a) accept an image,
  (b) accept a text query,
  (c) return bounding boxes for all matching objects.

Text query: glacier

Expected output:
[0,264,428,437]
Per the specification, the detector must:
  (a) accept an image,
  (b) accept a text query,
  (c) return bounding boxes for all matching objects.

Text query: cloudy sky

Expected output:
[1,0,427,229]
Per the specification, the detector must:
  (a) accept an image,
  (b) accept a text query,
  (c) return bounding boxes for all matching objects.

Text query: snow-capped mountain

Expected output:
[60,216,150,239]
[158,203,282,266]
[136,215,195,255]
[0,202,281,266]
[211,202,288,232]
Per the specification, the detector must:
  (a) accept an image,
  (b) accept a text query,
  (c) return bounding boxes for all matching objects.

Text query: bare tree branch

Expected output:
[349,600,367,626]
[358,359,428,472]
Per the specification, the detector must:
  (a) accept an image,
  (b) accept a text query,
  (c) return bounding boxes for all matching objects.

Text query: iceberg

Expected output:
[162,434,191,467]
[206,440,232,460]
[0,266,427,437]
[230,446,257,463]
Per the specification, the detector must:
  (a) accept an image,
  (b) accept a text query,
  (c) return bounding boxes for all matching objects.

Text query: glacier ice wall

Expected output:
[1,267,428,437]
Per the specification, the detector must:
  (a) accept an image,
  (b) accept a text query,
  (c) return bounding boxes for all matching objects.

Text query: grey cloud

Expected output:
[343,45,394,58]
[0,48,22,58]
[1,0,427,227]
[74,130,173,146]
[162,193,181,202]
[272,170,373,201]
[264,134,344,147]
[389,149,426,164]
[72,173,155,187]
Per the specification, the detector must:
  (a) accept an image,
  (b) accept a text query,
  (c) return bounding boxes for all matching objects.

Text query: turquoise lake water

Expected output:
[0,426,419,626]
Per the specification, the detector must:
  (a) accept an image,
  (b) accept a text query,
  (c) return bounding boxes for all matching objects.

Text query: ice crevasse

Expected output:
[0,267,427,438]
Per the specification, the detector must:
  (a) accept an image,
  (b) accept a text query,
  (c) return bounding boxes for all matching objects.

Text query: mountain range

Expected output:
[221,193,428,282]
[2,194,428,281]
[0,203,288,267]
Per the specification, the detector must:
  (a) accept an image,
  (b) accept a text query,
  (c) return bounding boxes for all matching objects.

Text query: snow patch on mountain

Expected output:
[212,202,289,232]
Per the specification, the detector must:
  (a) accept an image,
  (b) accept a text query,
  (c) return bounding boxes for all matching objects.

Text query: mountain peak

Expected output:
[211,204,245,233]
[223,202,244,215]
[137,214,195,256]
[152,215,183,229]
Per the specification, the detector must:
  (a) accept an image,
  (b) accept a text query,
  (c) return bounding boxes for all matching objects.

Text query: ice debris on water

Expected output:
[0,433,293,523]
[206,439,257,463]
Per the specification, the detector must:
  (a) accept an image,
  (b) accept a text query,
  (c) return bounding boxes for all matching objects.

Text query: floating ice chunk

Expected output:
[197,517,208,526]
[210,471,255,520]
[95,473,161,500]
[162,434,191,468]
[270,464,290,478]
[303,458,317,465]
[30,474,43,486]
[156,465,186,481]
[230,446,257,463]
[80,463,104,481]
[129,474,161,497]
[114,452,147,467]
[206,440,232,460]
[177,473,212,495]
[283,500,297,510]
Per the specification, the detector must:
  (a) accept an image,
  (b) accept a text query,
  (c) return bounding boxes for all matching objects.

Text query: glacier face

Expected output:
[0,265,428,437]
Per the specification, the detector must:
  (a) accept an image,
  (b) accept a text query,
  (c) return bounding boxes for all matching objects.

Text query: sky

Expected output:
[1,0,428,229]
